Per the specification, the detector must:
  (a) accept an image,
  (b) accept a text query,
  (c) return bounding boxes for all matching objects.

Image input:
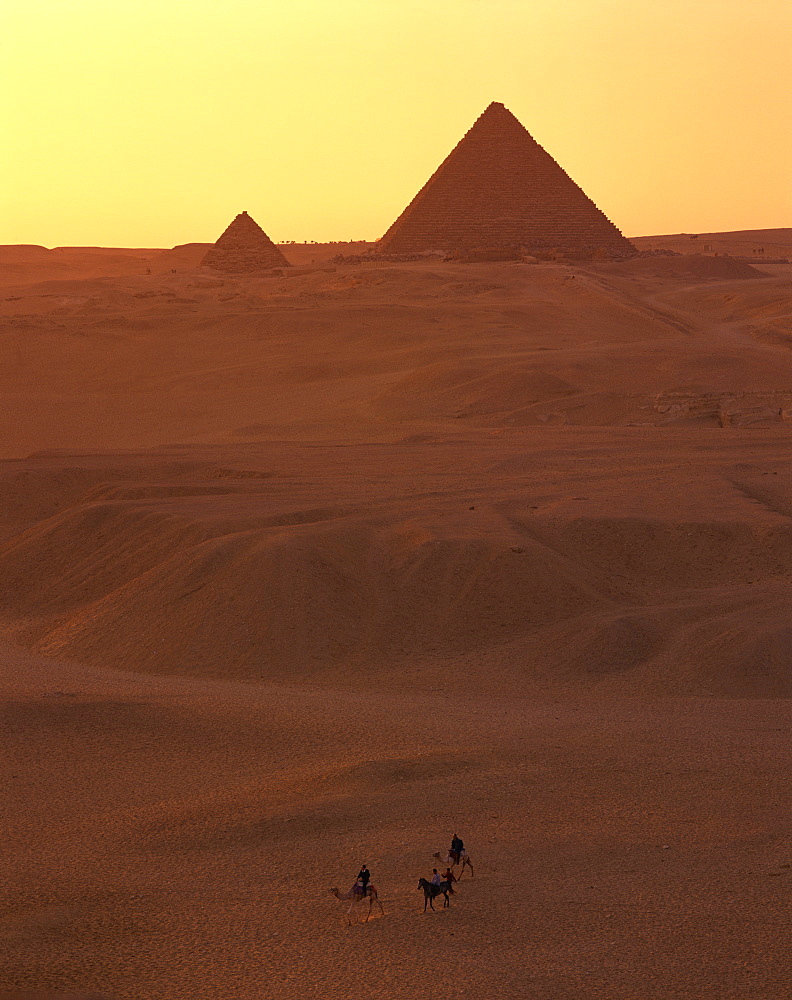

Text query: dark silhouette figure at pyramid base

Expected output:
[202,211,289,272]
[379,103,636,260]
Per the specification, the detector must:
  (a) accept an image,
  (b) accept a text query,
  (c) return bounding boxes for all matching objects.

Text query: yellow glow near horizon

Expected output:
[3,0,791,247]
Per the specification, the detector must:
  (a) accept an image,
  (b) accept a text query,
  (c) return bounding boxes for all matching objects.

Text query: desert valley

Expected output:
[2,210,791,998]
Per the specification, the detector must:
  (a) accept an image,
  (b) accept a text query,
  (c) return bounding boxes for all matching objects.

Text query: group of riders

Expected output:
[353,833,466,899]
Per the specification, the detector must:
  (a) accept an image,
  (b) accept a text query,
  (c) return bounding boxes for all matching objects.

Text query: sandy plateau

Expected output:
[1,236,791,999]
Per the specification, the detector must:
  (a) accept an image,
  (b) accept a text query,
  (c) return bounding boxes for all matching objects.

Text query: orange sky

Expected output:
[3,0,791,247]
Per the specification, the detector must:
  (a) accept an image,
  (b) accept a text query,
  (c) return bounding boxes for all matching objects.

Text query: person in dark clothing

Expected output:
[357,864,370,896]
[450,834,464,863]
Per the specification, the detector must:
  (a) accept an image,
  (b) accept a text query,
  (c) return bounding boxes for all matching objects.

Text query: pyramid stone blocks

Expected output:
[380,103,636,259]
[201,212,289,272]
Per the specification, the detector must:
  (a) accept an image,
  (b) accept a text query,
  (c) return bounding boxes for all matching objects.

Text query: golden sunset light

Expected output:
[3,0,791,246]
[2,4,791,999]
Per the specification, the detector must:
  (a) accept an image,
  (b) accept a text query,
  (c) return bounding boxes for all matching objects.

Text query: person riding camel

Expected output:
[450,833,464,863]
[357,864,370,897]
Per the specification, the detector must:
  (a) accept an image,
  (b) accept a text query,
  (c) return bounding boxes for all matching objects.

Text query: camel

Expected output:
[418,878,452,911]
[329,883,384,924]
[433,849,474,877]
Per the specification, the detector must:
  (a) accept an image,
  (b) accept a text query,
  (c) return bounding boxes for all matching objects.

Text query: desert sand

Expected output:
[1,235,791,999]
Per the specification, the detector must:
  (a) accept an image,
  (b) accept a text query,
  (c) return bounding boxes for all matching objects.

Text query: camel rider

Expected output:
[451,834,464,862]
[430,868,442,886]
[358,864,370,896]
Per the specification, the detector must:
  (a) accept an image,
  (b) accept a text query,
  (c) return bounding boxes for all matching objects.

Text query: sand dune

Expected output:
[2,443,792,697]
[1,250,789,457]
[631,227,792,259]
[1,236,791,998]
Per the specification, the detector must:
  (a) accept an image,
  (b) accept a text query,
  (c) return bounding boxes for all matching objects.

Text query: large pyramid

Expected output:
[379,103,636,258]
[201,211,289,272]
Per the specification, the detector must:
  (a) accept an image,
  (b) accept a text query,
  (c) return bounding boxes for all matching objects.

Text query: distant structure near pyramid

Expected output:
[201,211,289,272]
[379,103,636,259]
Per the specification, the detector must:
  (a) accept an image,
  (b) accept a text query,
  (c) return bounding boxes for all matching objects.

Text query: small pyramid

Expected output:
[201,211,289,272]
[380,103,636,258]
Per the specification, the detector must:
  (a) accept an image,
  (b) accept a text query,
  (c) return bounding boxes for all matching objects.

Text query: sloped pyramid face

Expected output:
[380,103,636,258]
[201,211,289,272]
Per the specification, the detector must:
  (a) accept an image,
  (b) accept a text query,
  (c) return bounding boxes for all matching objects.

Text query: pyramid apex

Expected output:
[474,102,521,127]
[481,101,511,115]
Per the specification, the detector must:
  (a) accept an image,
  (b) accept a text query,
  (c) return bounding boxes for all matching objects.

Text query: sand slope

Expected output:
[1,643,790,999]
[631,227,792,259]
[2,434,792,696]
[1,246,791,694]
[1,237,791,998]
[0,252,788,458]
